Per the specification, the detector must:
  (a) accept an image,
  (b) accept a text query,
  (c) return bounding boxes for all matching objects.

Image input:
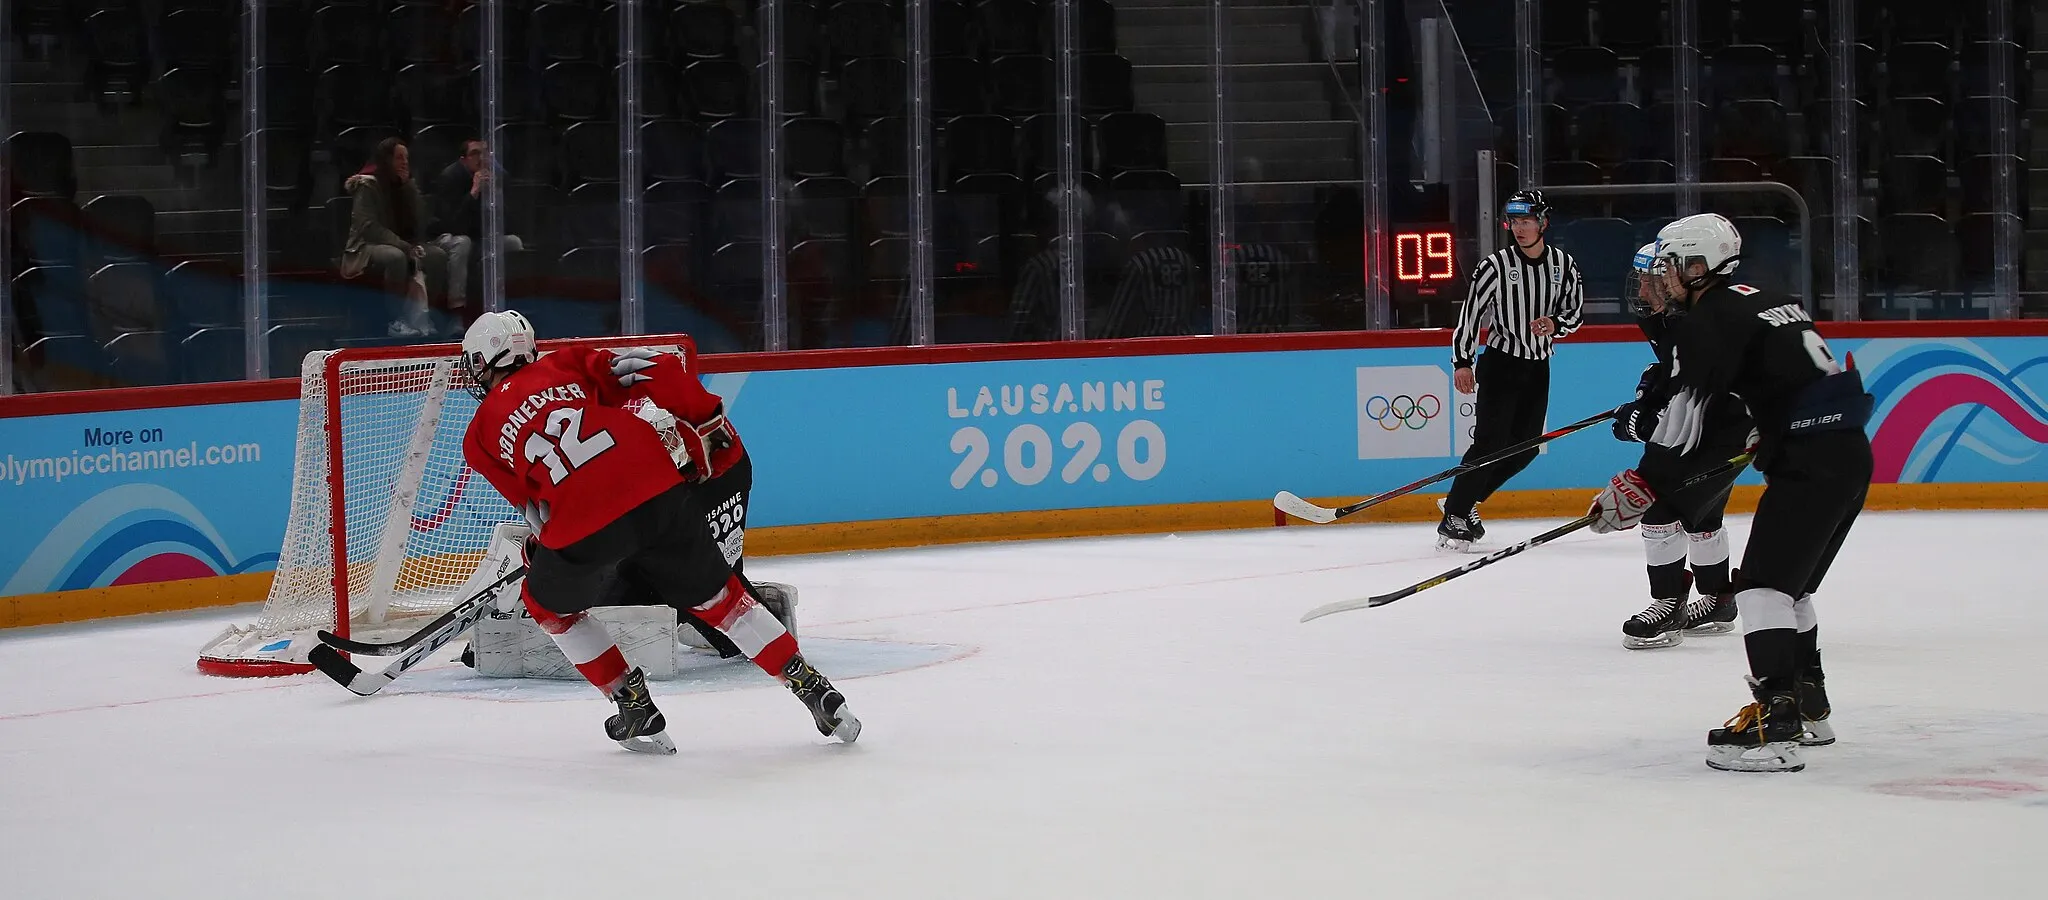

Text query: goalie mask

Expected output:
[460,310,538,398]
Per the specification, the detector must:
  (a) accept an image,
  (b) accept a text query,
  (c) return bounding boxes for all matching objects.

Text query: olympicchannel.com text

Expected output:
[2,439,262,487]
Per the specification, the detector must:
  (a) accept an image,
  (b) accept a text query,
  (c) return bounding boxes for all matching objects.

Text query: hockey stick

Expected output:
[307,566,526,696]
[1274,407,1620,524]
[315,565,527,656]
[1300,452,1754,622]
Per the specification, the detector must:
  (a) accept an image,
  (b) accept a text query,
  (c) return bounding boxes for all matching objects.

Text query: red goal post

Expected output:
[196,334,698,677]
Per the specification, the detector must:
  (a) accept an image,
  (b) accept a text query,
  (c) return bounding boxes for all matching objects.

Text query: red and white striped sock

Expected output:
[523,591,630,695]
[691,574,798,676]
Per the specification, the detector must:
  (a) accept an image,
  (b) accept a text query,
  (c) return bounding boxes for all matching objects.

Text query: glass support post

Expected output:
[481,0,506,314]
[907,0,935,344]
[242,0,268,380]
[1828,0,1860,320]
[1209,0,1235,334]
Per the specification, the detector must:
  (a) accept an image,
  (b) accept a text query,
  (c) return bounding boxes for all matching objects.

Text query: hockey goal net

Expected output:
[197,334,698,676]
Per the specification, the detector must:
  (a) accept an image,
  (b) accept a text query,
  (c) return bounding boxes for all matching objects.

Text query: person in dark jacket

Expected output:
[340,137,447,338]
[429,139,524,315]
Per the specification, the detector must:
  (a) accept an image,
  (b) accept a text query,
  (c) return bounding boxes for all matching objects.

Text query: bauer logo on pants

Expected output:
[1355,366,1473,460]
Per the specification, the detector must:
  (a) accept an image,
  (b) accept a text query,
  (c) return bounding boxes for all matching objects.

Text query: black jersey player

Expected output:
[1589,215,1872,773]
[1609,243,1751,650]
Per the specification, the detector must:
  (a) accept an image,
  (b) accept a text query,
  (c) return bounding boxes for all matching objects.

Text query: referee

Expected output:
[1437,190,1585,550]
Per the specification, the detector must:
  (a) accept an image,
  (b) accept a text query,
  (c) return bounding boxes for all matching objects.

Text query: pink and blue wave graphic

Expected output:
[1861,342,2048,483]
[0,484,277,595]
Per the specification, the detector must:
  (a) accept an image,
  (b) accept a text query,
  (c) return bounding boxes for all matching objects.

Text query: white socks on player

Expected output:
[1735,587,1799,634]
[1688,527,1729,569]
[1642,521,1687,568]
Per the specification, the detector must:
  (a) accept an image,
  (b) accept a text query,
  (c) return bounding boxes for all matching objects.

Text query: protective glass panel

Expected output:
[1392,0,1496,329]
[784,0,904,348]
[4,0,247,390]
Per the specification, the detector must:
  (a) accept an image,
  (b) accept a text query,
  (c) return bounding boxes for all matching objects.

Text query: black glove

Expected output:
[1612,401,1660,443]
[1633,362,1667,401]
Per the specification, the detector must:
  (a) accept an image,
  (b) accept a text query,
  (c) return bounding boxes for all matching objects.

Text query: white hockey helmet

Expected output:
[1629,242,1667,316]
[460,310,538,397]
[1654,213,1742,291]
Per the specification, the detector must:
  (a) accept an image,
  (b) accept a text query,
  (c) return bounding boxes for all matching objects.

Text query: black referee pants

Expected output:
[1444,351,1550,516]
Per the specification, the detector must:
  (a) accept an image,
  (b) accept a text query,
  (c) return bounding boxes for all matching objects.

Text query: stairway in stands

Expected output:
[1116,0,1359,260]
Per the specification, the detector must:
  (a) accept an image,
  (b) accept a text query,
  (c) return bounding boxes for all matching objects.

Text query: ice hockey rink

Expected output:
[3,510,2044,899]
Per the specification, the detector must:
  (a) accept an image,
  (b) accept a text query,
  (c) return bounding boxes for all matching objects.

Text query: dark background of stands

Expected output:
[2,0,2043,393]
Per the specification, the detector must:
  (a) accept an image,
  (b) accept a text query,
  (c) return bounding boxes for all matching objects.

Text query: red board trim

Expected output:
[7,321,2048,416]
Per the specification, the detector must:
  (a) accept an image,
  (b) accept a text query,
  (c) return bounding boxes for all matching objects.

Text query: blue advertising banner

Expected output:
[720,335,2048,527]
[3,330,2045,598]
[0,399,298,595]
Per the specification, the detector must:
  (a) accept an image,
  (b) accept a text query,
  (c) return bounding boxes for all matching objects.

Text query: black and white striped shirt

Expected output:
[1098,246,1199,339]
[1451,245,1585,367]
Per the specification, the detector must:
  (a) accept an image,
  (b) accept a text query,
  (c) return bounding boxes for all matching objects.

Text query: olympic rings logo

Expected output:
[1363,393,1442,431]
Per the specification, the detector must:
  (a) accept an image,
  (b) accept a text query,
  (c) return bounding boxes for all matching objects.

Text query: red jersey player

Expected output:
[457,311,860,753]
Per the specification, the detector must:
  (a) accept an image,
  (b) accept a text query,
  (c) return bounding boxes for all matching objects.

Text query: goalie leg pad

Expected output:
[753,581,799,641]
[690,574,799,674]
[526,594,631,695]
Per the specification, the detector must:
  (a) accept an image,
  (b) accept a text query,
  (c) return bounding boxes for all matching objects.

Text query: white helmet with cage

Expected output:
[1654,213,1742,290]
[460,310,538,397]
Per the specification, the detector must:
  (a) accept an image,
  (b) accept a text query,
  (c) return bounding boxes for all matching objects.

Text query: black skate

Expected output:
[1706,681,1805,772]
[604,667,676,755]
[1622,597,1687,650]
[1798,677,1835,746]
[781,655,861,743]
[1435,510,1482,553]
[1682,590,1738,635]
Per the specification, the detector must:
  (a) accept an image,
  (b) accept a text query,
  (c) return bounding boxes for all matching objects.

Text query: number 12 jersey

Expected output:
[462,348,687,549]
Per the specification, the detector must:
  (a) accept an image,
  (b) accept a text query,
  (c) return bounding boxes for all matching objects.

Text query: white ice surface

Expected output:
[4,511,2047,899]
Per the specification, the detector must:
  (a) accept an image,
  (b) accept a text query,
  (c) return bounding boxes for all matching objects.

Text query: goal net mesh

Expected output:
[199,336,694,676]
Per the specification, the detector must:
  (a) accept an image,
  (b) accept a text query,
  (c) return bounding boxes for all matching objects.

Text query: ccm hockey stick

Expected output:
[307,565,527,696]
[1274,407,1620,524]
[1300,452,1754,622]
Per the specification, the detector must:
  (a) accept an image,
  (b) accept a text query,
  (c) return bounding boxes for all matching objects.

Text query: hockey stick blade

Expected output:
[307,644,397,696]
[307,576,515,696]
[1273,407,1619,524]
[1272,491,1339,525]
[315,565,527,657]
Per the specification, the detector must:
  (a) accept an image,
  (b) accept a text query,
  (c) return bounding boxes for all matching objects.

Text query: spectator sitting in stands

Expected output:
[339,137,449,339]
[429,138,525,320]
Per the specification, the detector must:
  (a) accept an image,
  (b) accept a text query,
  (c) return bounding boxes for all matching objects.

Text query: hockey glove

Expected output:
[675,408,739,483]
[1633,361,1666,401]
[1611,401,1660,443]
[1588,469,1655,534]
[625,397,737,482]
[608,347,664,388]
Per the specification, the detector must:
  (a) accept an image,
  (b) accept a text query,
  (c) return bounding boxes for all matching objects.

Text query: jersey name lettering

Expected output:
[1756,303,1811,327]
[495,383,590,464]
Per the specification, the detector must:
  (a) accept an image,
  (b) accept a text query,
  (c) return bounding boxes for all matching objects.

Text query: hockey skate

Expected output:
[605,667,677,755]
[781,655,861,743]
[1798,677,1835,746]
[1682,591,1738,635]
[1621,597,1687,649]
[1705,681,1805,773]
[1434,502,1483,552]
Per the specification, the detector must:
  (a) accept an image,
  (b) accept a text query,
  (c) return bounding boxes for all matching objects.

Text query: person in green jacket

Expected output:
[340,137,449,338]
